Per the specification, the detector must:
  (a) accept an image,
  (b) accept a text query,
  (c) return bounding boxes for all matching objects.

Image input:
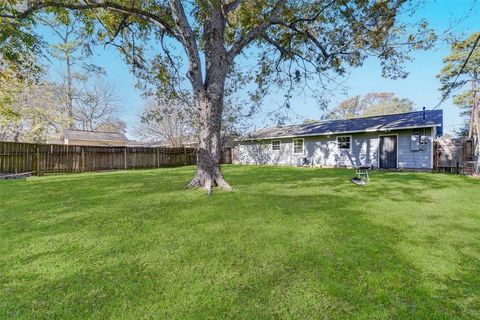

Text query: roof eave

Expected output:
[65,137,128,143]
[238,124,442,141]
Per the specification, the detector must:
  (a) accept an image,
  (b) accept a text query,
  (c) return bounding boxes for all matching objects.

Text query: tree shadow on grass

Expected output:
[228,169,435,204]
[2,189,480,319]
[1,167,479,318]
[0,166,467,254]
[1,167,474,245]
[208,191,480,319]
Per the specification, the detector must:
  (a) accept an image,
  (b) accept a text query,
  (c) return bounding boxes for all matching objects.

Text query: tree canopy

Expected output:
[326,92,414,119]
[1,1,435,99]
[437,32,480,137]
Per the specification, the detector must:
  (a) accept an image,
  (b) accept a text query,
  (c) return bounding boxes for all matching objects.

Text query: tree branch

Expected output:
[169,0,204,92]
[227,0,286,60]
[290,0,336,25]
[1,1,180,41]
[223,0,244,13]
[227,0,337,61]
[271,19,330,61]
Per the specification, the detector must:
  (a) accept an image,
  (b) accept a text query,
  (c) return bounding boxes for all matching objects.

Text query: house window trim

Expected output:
[292,138,304,154]
[271,140,281,151]
[336,135,352,151]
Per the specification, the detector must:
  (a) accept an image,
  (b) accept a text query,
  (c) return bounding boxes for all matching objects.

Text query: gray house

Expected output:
[234,110,443,170]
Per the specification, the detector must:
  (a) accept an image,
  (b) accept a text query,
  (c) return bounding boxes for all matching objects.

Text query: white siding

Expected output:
[234,128,435,169]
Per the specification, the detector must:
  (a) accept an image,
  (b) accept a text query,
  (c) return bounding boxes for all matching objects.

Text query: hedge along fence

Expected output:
[0,141,197,175]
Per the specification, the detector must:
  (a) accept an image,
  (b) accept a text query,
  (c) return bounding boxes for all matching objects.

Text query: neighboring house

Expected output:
[234,109,443,170]
[132,138,199,148]
[62,129,129,146]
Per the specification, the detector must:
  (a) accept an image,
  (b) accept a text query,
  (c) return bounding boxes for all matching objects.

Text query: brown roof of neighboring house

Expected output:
[63,129,129,142]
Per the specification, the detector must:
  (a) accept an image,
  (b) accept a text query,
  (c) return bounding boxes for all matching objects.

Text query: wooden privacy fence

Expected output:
[433,137,476,174]
[0,141,197,175]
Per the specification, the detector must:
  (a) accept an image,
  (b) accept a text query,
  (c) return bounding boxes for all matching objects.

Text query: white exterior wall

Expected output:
[234,128,435,169]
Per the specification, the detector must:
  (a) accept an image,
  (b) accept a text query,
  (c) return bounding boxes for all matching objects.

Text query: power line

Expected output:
[443,123,467,127]
[432,34,480,111]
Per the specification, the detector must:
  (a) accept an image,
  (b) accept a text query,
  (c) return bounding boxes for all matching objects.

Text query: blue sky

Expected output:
[40,0,479,138]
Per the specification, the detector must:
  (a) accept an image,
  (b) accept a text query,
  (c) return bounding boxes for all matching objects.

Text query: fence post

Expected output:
[152,148,155,169]
[81,147,85,173]
[124,147,128,170]
[36,144,42,176]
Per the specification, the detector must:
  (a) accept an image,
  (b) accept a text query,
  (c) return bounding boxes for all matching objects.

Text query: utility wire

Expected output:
[432,34,480,111]
[443,123,468,127]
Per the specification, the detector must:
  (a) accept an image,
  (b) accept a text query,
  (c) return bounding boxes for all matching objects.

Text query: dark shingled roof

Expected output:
[244,110,443,140]
[63,129,129,142]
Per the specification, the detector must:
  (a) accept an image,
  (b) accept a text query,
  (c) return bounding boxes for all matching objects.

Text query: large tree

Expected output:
[40,16,126,132]
[40,15,102,128]
[438,32,480,141]
[1,0,434,193]
[137,92,251,147]
[326,92,414,119]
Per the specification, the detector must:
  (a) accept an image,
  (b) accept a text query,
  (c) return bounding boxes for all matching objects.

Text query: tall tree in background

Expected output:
[326,95,362,119]
[0,59,26,120]
[0,35,66,143]
[438,32,480,141]
[40,16,97,128]
[73,78,121,131]
[137,91,252,147]
[2,0,435,193]
[1,12,123,140]
[40,16,126,132]
[0,24,41,120]
[0,80,69,143]
[137,97,195,147]
[326,92,414,119]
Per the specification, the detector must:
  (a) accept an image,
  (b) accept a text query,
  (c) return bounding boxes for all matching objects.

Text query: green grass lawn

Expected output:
[1,166,479,319]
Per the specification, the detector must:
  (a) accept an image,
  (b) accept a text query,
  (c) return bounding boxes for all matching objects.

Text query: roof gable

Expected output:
[245,110,443,140]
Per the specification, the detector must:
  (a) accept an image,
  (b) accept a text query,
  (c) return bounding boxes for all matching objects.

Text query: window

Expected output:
[293,138,304,154]
[337,136,351,150]
[272,140,281,151]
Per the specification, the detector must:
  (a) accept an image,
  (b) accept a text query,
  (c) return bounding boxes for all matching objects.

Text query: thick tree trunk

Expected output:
[65,49,76,129]
[187,91,232,194]
[183,7,232,194]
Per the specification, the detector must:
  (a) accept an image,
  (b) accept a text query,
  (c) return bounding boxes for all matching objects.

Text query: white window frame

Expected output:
[271,140,281,151]
[292,138,304,154]
[336,135,352,151]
